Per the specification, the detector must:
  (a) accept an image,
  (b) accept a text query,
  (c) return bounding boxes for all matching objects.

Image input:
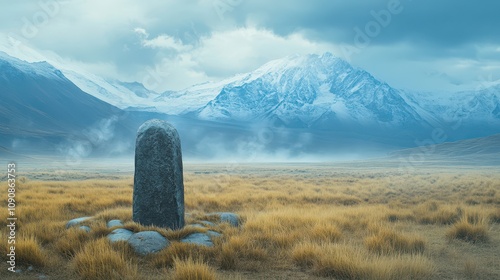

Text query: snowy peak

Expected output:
[0,51,65,80]
[194,52,424,128]
[0,50,158,112]
[54,69,159,111]
[402,86,500,125]
[240,53,349,86]
[153,53,350,115]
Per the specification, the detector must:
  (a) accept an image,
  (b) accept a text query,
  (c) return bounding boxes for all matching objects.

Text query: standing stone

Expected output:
[133,119,185,229]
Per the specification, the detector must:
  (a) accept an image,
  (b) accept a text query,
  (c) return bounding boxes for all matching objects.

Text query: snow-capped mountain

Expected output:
[192,53,425,129]
[0,51,65,80]
[0,42,158,111]
[61,69,158,110]
[402,87,500,125]
[1,48,499,159]
[0,51,142,156]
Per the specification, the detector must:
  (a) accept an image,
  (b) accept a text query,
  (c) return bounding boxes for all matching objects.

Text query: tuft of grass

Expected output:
[365,228,426,254]
[311,244,365,279]
[172,257,218,280]
[219,242,237,270]
[463,259,479,279]
[55,227,91,258]
[22,221,65,245]
[488,208,500,223]
[218,235,267,270]
[151,242,216,269]
[415,206,460,225]
[367,254,436,280]
[386,211,415,223]
[71,238,138,280]
[309,223,342,243]
[290,242,322,268]
[291,242,435,280]
[15,234,49,267]
[446,216,489,243]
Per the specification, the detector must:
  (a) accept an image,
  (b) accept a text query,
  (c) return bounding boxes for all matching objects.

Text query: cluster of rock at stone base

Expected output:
[65,212,239,256]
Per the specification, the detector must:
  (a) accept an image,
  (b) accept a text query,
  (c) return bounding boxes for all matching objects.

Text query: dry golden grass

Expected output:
[446,216,489,243]
[71,238,138,280]
[293,242,434,279]
[151,242,216,269]
[364,227,426,254]
[13,234,49,268]
[172,257,218,280]
[54,227,92,258]
[0,163,498,279]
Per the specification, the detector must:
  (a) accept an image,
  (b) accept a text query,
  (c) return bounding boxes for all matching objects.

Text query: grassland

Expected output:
[0,162,499,279]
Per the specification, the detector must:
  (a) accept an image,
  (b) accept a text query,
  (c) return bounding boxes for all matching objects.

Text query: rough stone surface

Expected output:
[207,230,222,238]
[66,217,92,229]
[79,226,91,233]
[128,231,169,255]
[107,219,124,228]
[181,233,214,247]
[108,228,134,243]
[133,119,185,230]
[218,212,240,227]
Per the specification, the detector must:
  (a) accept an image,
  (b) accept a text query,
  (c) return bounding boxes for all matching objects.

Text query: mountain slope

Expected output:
[401,88,500,139]
[60,69,158,110]
[0,52,134,155]
[390,134,500,165]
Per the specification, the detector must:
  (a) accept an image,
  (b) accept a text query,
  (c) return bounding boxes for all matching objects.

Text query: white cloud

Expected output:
[141,34,192,52]
[136,27,340,90]
[193,27,339,76]
[133,28,149,38]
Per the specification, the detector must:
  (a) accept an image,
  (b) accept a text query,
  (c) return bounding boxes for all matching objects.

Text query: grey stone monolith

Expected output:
[133,119,185,229]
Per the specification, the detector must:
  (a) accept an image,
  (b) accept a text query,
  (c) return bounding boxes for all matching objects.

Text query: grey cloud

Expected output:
[228,0,499,51]
[1,0,498,92]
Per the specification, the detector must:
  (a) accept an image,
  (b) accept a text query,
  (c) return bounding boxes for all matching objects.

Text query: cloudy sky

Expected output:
[1,0,499,92]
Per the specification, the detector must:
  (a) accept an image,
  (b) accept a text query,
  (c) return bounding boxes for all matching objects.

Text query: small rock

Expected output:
[218,212,240,227]
[79,226,91,233]
[207,230,222,238]
[66,217,92,228]
[181,233,214,247]
[28,265,34,271]
[107,219,124,228]
[128,231,169,255]
[108,228,134,243]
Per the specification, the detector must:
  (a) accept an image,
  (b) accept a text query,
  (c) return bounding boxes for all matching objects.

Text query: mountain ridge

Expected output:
[390,133,500,165]
[1,50,500,159]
